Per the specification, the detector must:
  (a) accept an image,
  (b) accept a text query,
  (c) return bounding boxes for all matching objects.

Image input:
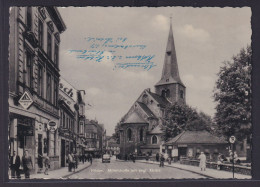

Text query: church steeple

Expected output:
[155,18,184,87]
[155,18,186,104]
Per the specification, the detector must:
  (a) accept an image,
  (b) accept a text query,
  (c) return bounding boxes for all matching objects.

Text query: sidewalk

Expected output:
[29,161,91,179]
[135,160,251,179]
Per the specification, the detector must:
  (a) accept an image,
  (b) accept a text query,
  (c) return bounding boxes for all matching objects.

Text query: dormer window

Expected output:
[150,100,153,104]
[166,78,169,82]
[167,51,171,55]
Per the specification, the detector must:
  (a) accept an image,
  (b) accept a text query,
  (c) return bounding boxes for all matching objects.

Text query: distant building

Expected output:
[164,131,228,161]
[118,21,185,156]
[9,7,66,173]
[106,136,120,155]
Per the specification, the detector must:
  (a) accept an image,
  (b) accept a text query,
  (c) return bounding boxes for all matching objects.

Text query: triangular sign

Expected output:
[18,91,33,109]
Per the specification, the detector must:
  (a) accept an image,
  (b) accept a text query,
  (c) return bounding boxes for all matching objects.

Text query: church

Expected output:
[118,21,186,156]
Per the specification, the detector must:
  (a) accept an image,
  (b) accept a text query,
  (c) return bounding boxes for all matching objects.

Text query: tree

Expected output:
[213,46,252,142]
[112,123,121,144]
[162,103,214,141]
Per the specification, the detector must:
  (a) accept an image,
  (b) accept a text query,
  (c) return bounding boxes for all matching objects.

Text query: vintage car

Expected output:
[102,154,111,163]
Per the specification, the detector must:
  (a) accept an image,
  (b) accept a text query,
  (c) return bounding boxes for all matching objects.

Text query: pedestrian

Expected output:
[81,153,85,164]
[44,156,50,175]
[217,153,223,170]
[67,152,73,172]
[71,153,76,172]
[87,154,90,162]
[89,154,93,165]
[22,150,33,178]
[9,151,21,179]
[156,153,159,162]
[132,153,136,163]
[199,152,206,171]
[167,156,171,165]
[74,153,78,169]
[159,154,165,167]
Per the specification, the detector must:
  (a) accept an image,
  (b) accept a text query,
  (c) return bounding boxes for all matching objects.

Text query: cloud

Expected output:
[151,14,168,31]
[177,24,210,42]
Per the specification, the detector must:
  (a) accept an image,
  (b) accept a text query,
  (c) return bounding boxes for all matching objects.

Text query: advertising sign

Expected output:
[47,121,57,132]
[18,91,33,109]
[59,77,78,111]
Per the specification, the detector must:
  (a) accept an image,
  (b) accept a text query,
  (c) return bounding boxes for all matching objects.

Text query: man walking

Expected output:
[22,150,33,178]
[9,151,21,178]
[159,154,165,167]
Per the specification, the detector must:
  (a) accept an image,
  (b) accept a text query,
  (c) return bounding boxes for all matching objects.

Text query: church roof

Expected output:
[148,125,163,134]
[148,92,170,106]
[137,102,156,118]
[165,131,227,145]
[123,111,148,124]
[155,21,185,87]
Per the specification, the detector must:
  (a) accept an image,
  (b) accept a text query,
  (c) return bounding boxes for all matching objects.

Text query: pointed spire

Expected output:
[155,17,185,87]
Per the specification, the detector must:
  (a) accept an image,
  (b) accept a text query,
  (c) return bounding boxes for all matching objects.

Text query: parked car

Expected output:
[102,154,110,163]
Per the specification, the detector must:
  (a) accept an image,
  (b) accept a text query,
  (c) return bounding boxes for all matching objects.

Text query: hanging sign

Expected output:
[47,121,57,132]
[229,136,236,144]
[18,91,33,109]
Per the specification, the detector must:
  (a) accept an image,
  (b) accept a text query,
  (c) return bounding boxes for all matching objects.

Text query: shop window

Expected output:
[152,135,158,144]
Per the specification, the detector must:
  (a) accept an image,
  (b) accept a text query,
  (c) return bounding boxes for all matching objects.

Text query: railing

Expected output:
[180,159,251,176]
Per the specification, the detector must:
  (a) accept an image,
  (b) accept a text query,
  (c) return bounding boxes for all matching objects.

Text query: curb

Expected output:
[62,163,92,178]
[115,160,214,179]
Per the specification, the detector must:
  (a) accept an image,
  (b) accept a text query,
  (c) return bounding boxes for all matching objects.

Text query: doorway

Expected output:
[61,139,66,167]
[178,147,187,160]
[38,134,43,168]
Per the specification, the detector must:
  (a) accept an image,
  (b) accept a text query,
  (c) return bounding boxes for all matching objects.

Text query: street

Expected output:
[68,156,206,179]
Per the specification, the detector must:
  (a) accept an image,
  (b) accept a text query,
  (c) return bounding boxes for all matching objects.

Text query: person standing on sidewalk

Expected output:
[159,154,165,167]
[199,152,206,171]
[44,156,50,175]
[22,150,33,178]
[9,151,21,179]
[89,154,93,165]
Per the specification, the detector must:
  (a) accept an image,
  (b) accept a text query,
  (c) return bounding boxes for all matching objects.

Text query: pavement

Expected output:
[28,161,91,179]
[133,159,251,179]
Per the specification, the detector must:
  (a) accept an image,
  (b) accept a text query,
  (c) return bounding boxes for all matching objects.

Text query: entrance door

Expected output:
[61,139,66,167]
[38,134,43,168]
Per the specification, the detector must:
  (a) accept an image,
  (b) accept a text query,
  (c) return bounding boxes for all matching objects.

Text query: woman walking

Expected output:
[199,152,207,171]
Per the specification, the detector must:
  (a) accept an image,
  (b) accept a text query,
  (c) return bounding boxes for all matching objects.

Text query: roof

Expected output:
[140,144,160,149]
[122,111,148,124]
[148,125,163,134]
[155,22,184,87]
[137,102,156,118]
[148,92,170,106]
[165,131,227,145]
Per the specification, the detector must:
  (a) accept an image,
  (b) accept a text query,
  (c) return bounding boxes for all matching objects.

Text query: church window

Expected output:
[166,89,170,97]
[127,128,132,141]
[180,90,184,99]
[161,90,166,97]
[152,135,158,144]
[140,128,143,142]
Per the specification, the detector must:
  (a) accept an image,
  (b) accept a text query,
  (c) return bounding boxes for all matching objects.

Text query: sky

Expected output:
[57,7,251,136]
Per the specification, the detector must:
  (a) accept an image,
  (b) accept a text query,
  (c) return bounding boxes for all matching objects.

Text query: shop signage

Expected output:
[18,91,33,109]
[168,146,173,149]
[47,121,57,132]
[178,144,188,147]
[59,78,77,102]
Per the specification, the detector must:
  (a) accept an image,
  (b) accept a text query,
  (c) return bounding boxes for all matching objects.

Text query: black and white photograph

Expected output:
[8,6,252,180]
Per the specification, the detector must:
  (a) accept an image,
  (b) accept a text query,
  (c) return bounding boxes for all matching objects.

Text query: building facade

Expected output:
[9,7,66,173]
[118,21,185,156]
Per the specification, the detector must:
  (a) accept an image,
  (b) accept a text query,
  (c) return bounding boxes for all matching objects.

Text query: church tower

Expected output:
[155,19,186,104]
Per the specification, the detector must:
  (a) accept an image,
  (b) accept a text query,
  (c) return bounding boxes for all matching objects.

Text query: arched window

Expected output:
[166,89,170,97]
[127,128,132,141]
[161,90,166,97]
[180,90,184,99]
[152,135,158,144]
[140,128,143,142]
